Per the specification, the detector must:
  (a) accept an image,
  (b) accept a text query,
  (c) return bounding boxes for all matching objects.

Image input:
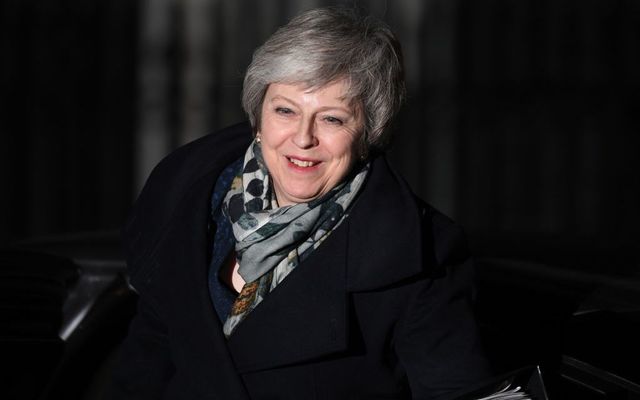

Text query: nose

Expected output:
[292,118,318,149]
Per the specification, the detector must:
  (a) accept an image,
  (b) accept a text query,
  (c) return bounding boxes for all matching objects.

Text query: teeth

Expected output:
[288,157,316,167]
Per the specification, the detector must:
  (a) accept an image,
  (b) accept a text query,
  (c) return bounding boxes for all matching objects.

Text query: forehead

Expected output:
[264,80,356,108]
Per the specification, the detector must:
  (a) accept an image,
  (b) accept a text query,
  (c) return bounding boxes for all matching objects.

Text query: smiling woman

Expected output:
[108,7,491,400]
[259,81,363,206]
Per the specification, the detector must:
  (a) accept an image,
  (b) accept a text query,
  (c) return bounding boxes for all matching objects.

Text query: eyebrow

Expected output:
[268,94,354,115]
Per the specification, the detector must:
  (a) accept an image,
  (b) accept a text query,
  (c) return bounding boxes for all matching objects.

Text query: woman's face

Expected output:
[258,80,364,207]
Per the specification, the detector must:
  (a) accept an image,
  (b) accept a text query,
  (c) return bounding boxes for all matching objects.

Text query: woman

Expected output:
[109,7,490,400]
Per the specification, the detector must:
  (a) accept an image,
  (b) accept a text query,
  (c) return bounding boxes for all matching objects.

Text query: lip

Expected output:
[284,155,322,171]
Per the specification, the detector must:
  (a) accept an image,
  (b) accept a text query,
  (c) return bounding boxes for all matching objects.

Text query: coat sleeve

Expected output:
[106,295,175,399]
[394,214,492,399]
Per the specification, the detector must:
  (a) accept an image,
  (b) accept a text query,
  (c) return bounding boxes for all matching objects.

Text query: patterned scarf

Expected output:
[221,140,369,337]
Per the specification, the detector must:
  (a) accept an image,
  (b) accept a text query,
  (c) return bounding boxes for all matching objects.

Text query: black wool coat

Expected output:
[108,122,491,400]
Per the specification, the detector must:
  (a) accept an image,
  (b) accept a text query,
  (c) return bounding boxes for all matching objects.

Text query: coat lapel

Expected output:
[227,220,349,373]
[345,156,426,291]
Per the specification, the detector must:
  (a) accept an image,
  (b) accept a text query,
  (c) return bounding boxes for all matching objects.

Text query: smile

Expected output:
[287,157,319,168]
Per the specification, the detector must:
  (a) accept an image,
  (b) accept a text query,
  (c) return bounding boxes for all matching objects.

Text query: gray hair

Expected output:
[242,7,405,155]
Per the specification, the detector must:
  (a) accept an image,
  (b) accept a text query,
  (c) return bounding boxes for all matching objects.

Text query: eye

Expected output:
[275,107,294,115]
[323,115,343,125]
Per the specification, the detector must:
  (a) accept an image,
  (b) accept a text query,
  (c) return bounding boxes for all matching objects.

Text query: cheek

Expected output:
[332,135,360,161]
[259,119,288,147]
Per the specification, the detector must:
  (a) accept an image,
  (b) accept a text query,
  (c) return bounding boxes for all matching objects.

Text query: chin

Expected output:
[279,185,325,205]
[286,191,322,204]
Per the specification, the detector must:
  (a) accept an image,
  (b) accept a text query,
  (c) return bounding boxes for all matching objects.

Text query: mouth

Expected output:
[286,156,320,168]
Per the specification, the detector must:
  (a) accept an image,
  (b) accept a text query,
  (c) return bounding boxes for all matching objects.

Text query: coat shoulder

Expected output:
[346,157,471,290]
[414,197,471,269]
[143,122,251,188]
[122,122,252,287]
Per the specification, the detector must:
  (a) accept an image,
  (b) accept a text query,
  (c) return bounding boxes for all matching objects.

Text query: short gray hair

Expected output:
[242,7,405,155]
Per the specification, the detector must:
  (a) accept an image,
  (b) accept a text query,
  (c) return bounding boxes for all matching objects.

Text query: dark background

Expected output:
[1,0,639,277]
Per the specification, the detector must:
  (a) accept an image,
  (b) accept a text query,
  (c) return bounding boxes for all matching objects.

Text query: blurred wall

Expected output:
[1,0,638,273]
[1,0,137,242]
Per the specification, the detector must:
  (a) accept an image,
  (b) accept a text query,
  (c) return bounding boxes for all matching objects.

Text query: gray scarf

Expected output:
[221,140,369,336]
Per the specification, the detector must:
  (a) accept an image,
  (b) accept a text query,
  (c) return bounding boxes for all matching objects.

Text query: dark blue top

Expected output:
[208,157,243,322]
